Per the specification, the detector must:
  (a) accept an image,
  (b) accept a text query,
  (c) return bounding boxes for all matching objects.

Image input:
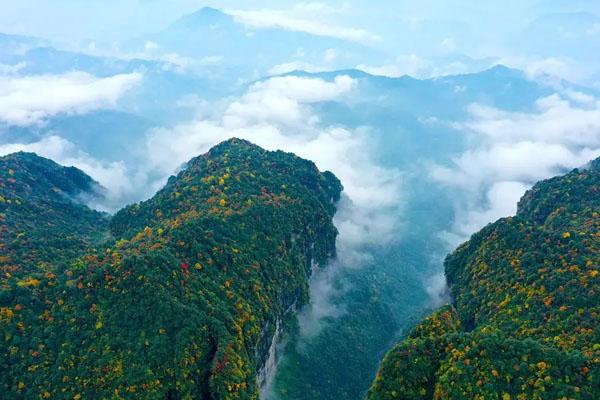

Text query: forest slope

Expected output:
[0,138,342,400]
[368,159,600,400]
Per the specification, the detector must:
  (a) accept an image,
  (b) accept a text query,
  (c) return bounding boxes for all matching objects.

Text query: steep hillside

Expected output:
[0,138,342,399]
[0,152,108,274]
[367,160,600,400]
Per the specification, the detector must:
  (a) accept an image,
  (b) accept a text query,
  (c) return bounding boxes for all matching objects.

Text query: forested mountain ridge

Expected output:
[0,152,109,274]
[0,138,342,399]
[367,159,600,400]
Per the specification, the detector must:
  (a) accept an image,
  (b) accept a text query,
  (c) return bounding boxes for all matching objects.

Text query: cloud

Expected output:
[0,62,27,75]
[0,72,142,126]
[425,272,450,308]
[357,54,429,78]
[226,6,379,43]
[439,38,457,53]
[431,92,600,245]
[268,49,339,75]
[497,56,597,87]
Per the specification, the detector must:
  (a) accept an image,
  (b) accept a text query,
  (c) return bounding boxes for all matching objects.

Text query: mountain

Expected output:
[0,31,234,129]
[0,152,108,274]
[0,45,154,77]
[367,159,600,399]
[134,7,384,75]
[0,138,342,399]
[282,65,582,167]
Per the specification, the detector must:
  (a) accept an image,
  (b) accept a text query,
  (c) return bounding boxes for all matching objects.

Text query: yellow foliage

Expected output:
[0,307,14,319]
[17,277,41,287]
[536,361,547,370]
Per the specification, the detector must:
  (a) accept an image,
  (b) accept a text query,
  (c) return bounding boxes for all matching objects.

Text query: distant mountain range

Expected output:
[129,7,385,75]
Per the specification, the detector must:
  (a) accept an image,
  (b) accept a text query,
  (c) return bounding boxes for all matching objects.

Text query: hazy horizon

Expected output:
[1,1,599,85]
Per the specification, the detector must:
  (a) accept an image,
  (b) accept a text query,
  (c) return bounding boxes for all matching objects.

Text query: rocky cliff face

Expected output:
[367,159,600,400]
[0,138,342,400]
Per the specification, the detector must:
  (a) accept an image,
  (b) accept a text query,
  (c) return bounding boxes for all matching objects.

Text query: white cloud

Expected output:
[226,7,379,43]
[523,57,577,82]
[498,56,595,87]
[425,272,450,308]
[357,54,429,78]
[439,38,457,53]
[0,62,27,75]
[268,48,339,75]
[144,40,159,51]
[431,93,600,245]
[268,61,322,75]
[0,72,142,126]
[466,95,600,148]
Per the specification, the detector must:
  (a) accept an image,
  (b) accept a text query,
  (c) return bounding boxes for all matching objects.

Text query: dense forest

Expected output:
[0,152,109,273]
[367,159,600,399]
[0,138,342,399]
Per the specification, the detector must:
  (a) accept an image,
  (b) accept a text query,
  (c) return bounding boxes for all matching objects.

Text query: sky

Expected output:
[1,1,598,50]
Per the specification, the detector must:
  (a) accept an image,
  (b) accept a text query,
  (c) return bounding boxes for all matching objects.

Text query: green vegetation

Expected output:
[367,160,600,400]
[0,138,342,399]
[0,152,109,273]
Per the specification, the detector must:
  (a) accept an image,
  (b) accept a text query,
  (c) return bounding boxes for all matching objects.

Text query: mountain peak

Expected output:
[589,156,600,171]
[1,151,98,198]
[172,6,232,28]
[1,140,341,400]
[207,137,261,153]
[480,64,523,78]
[197,6,226,17]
